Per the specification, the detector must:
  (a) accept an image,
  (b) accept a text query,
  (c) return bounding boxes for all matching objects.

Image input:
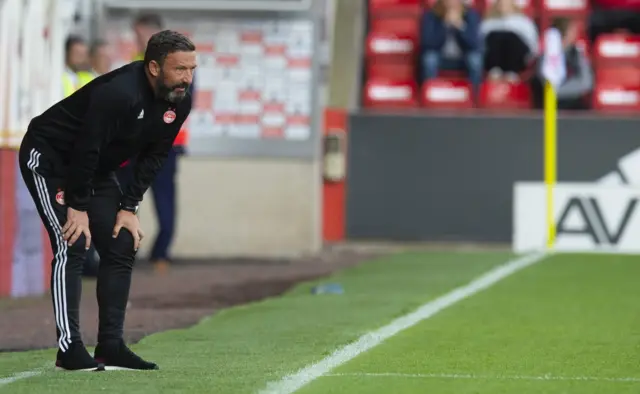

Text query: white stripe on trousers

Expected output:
[27,149,71,352]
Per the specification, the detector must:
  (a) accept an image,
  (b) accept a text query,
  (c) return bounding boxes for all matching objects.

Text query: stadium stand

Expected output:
[363,0,640,112]
[592,33,640,111]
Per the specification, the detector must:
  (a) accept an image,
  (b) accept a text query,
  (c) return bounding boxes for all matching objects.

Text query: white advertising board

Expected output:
[513,182,640,253]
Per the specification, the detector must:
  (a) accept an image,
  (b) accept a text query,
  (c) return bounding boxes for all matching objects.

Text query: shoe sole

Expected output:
[103,365,158,371]
[55,365,105,372]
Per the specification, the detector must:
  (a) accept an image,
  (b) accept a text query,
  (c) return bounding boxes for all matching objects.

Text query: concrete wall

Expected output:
[137,157,321,259]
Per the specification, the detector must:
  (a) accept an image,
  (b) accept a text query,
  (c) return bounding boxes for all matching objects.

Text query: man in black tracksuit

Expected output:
[18,30,196,371]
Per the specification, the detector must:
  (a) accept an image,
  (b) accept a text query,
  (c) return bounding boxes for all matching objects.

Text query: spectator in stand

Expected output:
[63,35,91,96]
[531,17,594,110]
[73,39,112,277]
[480,0,538,82]
[63,36,98,278]
[588,0,640,43]
[420,0,483,91]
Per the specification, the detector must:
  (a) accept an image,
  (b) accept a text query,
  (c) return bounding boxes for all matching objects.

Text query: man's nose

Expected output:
[183,70,193,84]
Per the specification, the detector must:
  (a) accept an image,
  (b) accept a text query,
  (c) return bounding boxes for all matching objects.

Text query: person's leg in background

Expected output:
[88,174,157,370]
[435,55,483,99]
[483,32,505,79]
[463,50,484,95]
[18,147,102,370]
[496,32,530,80]
[422,50,442,82]
[529,73,545,109]
[83,245,100,277]
[149,147,178,273]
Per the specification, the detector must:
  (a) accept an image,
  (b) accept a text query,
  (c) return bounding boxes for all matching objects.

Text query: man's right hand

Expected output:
[62,207,91,250]
[445,11,462,28]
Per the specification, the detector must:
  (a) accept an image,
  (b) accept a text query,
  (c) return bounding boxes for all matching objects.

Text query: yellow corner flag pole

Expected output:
[543,80,557,249]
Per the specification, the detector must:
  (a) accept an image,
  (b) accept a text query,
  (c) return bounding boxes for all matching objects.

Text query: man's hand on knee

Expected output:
[62,207,92,250]
[112,210,145,252]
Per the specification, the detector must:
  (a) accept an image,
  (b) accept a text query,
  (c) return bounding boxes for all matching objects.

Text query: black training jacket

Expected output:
[23,61,192,212]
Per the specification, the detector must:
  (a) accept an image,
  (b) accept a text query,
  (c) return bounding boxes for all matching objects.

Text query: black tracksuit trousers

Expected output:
[18,140,137,352]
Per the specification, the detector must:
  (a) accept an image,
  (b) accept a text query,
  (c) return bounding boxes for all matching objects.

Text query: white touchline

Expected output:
[258,252,549,394]
[0,369,43,388]
[325,372,640,383]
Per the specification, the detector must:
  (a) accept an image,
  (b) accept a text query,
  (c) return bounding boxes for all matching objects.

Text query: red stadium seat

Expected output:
[369,15,420,37]
[369,0,422,15]
[596,67,640,86]
[421,78,474,108]
[438,70,467,79]
[366,14,420,86]
[367,60,416,80]
[484,0,534,16]
[478,81,531,109]
[594,34,640,66]
[592,83,640,112]
[366,31,418,57]
[363,78,419,108]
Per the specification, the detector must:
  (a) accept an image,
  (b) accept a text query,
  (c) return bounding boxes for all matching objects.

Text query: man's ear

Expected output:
[148,60,161,77]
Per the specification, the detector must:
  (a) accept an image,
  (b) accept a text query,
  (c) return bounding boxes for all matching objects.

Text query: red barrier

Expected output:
[322,108,348,242]
[0,149,17,296]
[0,148,52,298]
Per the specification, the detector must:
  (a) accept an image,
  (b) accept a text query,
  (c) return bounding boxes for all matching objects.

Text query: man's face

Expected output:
[92,45,112,75]
[67,43,89,72]
[153,51,197,103]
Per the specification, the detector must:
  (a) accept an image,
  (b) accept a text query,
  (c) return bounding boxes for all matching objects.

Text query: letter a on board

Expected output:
[556,196,638,245]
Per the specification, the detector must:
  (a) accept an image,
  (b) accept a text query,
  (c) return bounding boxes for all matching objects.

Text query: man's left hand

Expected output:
[112,210,145,251]
[449,14,463,28]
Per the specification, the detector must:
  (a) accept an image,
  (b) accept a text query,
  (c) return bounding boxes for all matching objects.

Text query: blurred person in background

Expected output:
[63,35,92,97]
[588,0,640,43]
[87,39,112,76]
[420,0,483,92]
[77,39,112,276]
[65,35,100,278]
[117,13,191,274]
[530,17,593,110]
[480,0,538,82]
[133,13,164,59]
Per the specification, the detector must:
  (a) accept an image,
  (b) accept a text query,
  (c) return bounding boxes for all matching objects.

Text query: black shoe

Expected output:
[94,340,159,371]
[56,342,105,371]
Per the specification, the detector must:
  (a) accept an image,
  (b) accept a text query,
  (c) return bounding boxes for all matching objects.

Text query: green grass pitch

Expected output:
[1,251,639,394]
